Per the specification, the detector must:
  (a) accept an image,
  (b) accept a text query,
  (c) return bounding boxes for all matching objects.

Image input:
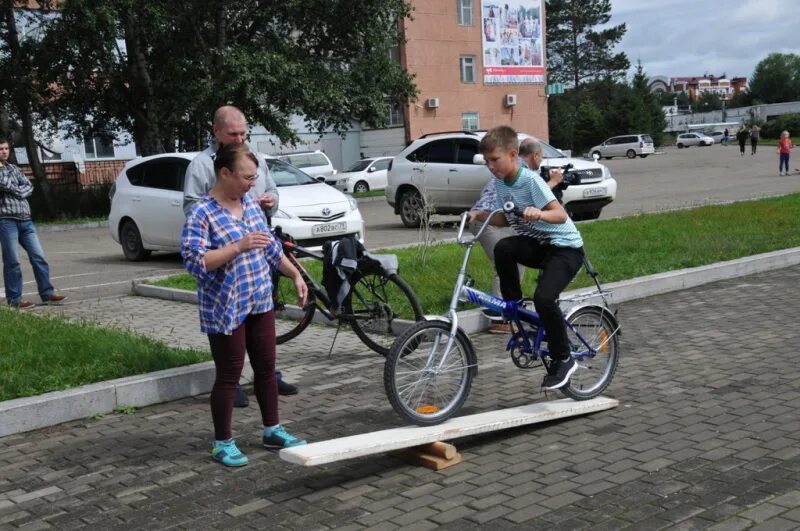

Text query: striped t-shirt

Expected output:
[494,166,583,249]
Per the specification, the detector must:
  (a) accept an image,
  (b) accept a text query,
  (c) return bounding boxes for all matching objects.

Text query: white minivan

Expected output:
[590,134,655,159]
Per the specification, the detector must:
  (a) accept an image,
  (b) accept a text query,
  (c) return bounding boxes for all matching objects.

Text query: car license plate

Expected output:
[311,221,347,236]
[582,187,606,198]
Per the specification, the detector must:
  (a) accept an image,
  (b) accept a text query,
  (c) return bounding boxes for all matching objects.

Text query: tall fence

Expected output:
[18,159,130,221]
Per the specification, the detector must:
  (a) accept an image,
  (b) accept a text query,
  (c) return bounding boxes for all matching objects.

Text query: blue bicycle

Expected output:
[383,202,621,426]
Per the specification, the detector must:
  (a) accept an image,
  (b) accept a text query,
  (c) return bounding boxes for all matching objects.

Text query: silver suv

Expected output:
[385,131,617,227]
[277,150,337,180]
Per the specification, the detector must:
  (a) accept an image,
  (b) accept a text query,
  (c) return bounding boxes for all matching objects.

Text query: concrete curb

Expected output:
[3,246,799,437]
[133,247,800,335]
[37,220,109,233]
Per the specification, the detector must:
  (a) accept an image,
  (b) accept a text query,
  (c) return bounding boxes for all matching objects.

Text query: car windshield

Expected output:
[517,135,567,158]
[265,159,316,187]
[345,159,373,172]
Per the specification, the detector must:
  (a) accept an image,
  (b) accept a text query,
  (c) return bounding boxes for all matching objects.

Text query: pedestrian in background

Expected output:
[181,143,308,467]
[750,124,760,155]
[777,130,793,176]
[736,126,748,156]
[0,138,66,309]
[722,128,729,146]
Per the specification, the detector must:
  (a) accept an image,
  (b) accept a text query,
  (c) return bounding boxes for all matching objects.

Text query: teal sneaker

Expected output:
[211,438,248,467]
[263,425,307,449]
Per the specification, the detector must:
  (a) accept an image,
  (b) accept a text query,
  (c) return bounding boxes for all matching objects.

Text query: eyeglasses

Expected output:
[235,171,258,182]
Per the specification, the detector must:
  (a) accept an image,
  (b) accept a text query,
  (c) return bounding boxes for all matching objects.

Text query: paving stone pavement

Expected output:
[2,266,800,530]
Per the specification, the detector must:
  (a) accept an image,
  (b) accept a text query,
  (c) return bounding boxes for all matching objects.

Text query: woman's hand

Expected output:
[236,231,271,253]
[292,274,308,308]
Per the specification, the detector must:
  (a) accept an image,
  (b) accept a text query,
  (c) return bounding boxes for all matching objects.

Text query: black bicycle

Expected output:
[271,229,425,356]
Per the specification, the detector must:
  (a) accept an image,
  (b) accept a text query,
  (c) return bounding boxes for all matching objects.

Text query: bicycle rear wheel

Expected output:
[344,272,424,356]
[273,272,317,344]
[560,305,619,400]
[384,320,477,426]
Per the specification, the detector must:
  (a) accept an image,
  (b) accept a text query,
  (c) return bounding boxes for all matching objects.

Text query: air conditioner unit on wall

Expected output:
[505,94,517,107]
[426,97,440,109]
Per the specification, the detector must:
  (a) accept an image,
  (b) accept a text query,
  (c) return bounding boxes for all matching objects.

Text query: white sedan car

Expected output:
[326,157,393,193]
[676,132,714,148]
[109,152,365,261]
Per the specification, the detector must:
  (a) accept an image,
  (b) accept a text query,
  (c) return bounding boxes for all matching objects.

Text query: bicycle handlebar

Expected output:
[457,201,520,245]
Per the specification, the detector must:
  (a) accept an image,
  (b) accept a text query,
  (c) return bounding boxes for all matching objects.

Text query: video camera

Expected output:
[539,163,579,192]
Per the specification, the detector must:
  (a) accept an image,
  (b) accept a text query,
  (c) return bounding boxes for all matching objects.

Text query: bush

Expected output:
[29,183,112,222]
[761,113,800,138]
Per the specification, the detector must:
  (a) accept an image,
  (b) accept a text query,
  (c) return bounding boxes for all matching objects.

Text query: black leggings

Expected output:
[494,236,584,360]
[751,137,758,154]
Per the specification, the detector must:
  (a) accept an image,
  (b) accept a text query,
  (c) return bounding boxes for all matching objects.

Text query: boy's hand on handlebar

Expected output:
[521,206,544,222]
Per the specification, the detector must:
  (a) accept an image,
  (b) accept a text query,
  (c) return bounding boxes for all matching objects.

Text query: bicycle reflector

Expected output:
[600,329,609,353]
[416,405,440,414]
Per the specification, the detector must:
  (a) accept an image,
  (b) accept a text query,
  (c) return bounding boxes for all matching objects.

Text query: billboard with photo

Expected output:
[481,1,545,84]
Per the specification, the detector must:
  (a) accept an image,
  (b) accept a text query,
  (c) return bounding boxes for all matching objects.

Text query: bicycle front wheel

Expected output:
[344,272,424,356]
[273,272,317,344]
[384,320,476,426]
[560,305,620,400]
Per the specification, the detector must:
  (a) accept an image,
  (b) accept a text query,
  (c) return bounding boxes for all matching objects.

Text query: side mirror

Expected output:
[592,153,600,162]
[368,166,376,173]
[472,154,486,165]
[315,176,326,182]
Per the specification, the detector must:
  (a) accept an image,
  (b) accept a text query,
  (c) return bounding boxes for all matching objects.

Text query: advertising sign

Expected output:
[481,1,545,84]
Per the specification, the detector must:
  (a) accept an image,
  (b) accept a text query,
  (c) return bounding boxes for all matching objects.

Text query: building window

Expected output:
[386,102,404,127]
[457,0,473,25]
[462,112,479,131]
[460,55,476,83]
[84,137,115,159]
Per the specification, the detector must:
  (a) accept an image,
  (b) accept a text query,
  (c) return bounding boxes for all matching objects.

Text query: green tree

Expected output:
[0,1,56,215]
[572,98,604,151]
[629,62,667,145]
[749,53,800,104]
[545,0,629,88]
[37,0,417,155]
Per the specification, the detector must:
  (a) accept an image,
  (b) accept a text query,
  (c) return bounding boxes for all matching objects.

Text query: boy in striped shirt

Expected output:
[469,126,585,390]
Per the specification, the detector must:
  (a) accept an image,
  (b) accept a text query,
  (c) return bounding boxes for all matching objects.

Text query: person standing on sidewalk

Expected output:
[750,124,761,155]
[736,126,748,156]
[777,130,794,176]
[182,143,308,467]
[0,138,66,309]
[184,106,299,403]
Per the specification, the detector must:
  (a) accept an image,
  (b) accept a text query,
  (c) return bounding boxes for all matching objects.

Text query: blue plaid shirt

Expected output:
[181,193,283,335]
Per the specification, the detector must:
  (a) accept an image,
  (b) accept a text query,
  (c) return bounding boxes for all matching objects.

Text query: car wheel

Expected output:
[677,143,684,149]
[354,181,369,194]
[626,149,636,159]
[399,190,424,228]
[120,220,151,262]
[640,154,648,158]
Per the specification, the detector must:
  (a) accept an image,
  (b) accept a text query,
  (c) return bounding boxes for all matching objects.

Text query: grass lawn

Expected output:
[7,193,800,402]
[152,193,800,315]
[0,308,209,402]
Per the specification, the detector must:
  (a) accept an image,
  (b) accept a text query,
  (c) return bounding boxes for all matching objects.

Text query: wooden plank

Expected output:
[280,396,619,466]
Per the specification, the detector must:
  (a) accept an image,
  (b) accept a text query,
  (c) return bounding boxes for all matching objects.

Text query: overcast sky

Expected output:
[608,0,797,81]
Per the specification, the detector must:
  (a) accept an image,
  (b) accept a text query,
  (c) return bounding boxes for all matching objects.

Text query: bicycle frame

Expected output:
[430,207,614,370]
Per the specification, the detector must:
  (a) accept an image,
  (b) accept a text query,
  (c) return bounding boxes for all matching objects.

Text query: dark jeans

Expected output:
[739,139,746,154]
[494,236,584,361]
[0,218,54,304]
[208,311,278,440]
[751,137,758,154]
[779,153,790,173]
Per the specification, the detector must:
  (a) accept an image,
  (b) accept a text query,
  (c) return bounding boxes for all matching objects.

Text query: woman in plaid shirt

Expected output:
[181,143,308,467]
